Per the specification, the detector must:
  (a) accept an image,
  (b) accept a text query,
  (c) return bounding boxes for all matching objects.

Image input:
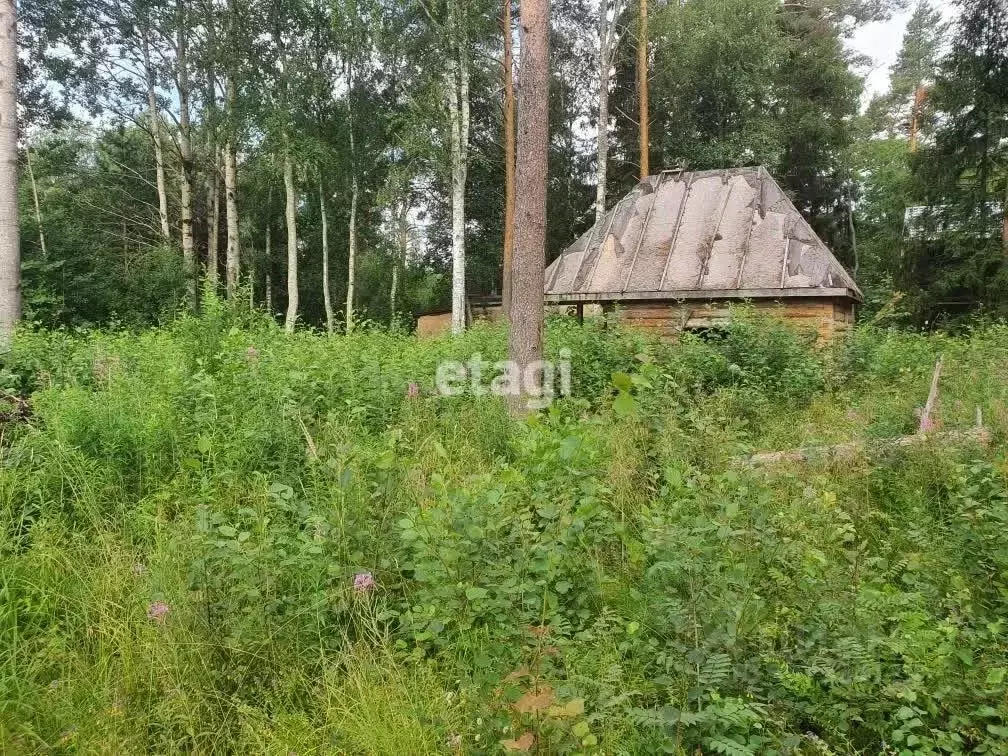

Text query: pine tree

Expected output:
[508,0,550,414]
[866,0,945,142]
[907,0,1008,319]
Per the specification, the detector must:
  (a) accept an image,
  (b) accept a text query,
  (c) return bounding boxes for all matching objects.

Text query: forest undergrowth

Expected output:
[2,302,1008,754]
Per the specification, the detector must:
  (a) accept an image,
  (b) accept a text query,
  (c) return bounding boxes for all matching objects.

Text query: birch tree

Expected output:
[223,0,241,297]
[502,0,515,318]
[0,0,18,345]
[141,17,172,242]
[595,0,627,224]
[174,0,197,309]
[446,0,471,335]
[223,86,240,296]
[204,3,221,289]
[319,181,333,331]
[345,58,359,333]
[268,5,300,332]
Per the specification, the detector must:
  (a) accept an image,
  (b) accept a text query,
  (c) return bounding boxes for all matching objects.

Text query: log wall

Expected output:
[417,298,857,342]
[616,297,854,342]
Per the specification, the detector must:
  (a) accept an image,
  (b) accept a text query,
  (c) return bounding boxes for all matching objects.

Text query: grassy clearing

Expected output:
[2,304,1008,754]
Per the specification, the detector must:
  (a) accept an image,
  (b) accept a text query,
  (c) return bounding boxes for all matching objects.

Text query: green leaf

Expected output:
[611,372,633,392]
[613,391,637,417]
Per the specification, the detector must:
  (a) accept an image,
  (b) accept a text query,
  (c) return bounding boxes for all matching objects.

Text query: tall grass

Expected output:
[2,305,1007,753]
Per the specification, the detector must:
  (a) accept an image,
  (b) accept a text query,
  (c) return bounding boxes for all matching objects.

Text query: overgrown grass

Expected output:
[2,303,1008,754]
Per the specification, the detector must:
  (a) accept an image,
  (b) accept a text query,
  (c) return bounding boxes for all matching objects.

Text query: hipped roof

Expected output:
[545,167,862,303]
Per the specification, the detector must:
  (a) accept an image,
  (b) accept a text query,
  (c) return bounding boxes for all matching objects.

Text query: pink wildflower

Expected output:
[406,382,420,399]
[147,601,171,623]
[353,572,376,593]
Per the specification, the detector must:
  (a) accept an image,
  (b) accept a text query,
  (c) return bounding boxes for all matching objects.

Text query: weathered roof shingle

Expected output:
[545,166,862,302]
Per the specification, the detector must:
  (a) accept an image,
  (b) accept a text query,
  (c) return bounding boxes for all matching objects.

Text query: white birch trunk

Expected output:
[26,144,46,259]
[283,145,298,332]
[207,152,220,288]
[265,218,272,313]
[205,16,219,290]
[345,64,358,335]
[391,198,408,324]
[142,29,171,242]
[447,51,469,336]
[595,1,613,225]
[320,179,333,333]
[390,260,398,324]
[176,2,197,309]
[224,75,240,297]
[346,172,358,334]
[0,0,19,347]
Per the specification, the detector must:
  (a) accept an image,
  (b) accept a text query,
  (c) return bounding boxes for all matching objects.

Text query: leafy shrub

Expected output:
[3,312,1008,753]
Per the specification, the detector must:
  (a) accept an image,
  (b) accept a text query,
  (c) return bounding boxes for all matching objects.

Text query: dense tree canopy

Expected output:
[5,0,1007,329]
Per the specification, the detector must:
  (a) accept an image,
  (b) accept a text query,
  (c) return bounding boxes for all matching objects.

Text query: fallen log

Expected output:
[740,425,991,468]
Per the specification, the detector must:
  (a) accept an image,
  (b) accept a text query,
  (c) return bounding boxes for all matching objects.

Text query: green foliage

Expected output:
[665,310,825,404]
[901,0,1008,323]
[19,130,186,326]
[3,314,1008,752]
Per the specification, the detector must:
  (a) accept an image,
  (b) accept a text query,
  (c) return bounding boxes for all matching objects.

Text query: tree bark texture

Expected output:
[637,0,649,179]
[142,28,171,242]
[447,3,470,336]
[595,0,619,224]
[320,179,333,333]
[283,146,298,332]
[502,0,516,318]
[176,0,197,310]
[0,0,19,347]
[508,0,550,414]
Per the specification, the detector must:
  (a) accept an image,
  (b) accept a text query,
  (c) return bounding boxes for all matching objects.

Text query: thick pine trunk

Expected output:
[637,0,649,179]
[320,179,333,333]
[0,0,19,347]
[224,76,240,297]
[283,146,298,332]
[142,30,171,242]
[502,0,515,318]
[508,0,550,414]
[176,2,197,310]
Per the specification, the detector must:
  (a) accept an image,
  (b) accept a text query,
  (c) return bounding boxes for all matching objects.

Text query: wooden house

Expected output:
[417,166,862,340]
[545,166,862,340]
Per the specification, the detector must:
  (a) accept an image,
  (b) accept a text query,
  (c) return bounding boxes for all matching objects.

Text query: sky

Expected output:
[849,0,959,102]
